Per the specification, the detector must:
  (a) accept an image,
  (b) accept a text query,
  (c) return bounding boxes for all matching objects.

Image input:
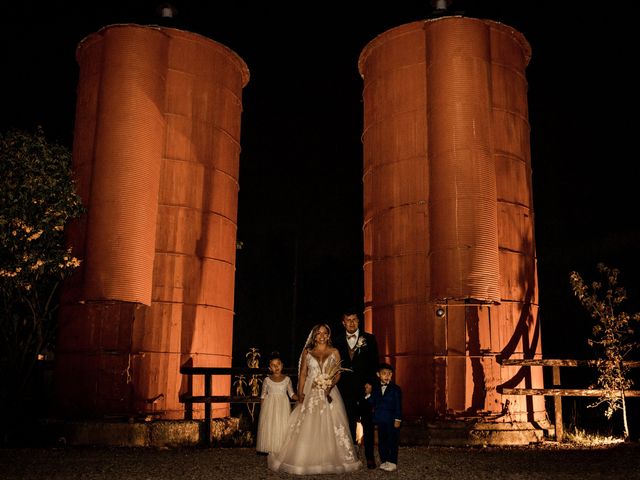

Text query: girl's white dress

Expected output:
[268,351,361,474]
[256,376,295,454]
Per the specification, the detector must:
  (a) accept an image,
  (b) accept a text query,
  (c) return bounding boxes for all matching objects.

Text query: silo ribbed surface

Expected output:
[359,17,545,426]
[82,26,168,304]
[55,24,249,419]
[426,19,500,303]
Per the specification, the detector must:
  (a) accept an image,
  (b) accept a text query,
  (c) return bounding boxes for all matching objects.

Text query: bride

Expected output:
[268,324,362,474]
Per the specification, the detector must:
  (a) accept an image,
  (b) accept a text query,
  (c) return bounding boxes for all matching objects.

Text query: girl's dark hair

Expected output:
[268,351,283,364]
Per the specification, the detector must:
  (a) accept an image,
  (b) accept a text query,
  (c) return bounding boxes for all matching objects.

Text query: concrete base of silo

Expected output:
[31,417,553,448]
[35,417,248,447]
[401,419,554,447]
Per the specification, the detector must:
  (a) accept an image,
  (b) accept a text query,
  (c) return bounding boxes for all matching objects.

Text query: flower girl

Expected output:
[256,352,297,454]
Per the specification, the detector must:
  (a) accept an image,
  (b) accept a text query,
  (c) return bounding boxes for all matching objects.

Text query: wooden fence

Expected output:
[498,359,640,441]
[181,360,640,444]
[179,366,297,445]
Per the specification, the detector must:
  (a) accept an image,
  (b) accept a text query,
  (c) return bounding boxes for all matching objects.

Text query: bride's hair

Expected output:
[298,323,333,375]
[304,323,332,349]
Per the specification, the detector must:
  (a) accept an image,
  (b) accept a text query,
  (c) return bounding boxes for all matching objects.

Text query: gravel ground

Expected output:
[2,443,640,480]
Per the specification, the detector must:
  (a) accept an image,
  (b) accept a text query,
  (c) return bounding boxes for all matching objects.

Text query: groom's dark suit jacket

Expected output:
[335,331,379,408]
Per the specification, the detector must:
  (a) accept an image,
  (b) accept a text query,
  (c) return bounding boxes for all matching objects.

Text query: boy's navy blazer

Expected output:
[369,382,402,425]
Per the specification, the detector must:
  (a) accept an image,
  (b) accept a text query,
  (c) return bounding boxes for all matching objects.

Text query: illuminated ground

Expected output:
[2,443,639,479]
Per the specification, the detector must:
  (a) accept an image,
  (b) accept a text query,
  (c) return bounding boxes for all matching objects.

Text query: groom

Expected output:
[335,310,379,469]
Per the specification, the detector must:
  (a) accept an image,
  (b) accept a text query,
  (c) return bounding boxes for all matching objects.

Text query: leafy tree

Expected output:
[569,263,640,440]
[0,128,84,422]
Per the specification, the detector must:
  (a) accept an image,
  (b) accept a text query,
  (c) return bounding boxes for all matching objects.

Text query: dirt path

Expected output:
[2,443,639,479]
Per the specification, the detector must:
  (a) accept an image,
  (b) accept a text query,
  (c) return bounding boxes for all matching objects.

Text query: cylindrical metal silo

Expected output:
[55,24,249,419]
[359,16,546,442]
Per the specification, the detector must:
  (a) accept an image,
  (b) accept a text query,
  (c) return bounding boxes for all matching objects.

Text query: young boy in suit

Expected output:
[364,363,402,472]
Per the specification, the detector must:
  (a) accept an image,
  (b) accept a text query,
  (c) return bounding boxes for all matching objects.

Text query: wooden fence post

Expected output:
[204,374,212,446]
[552,366,563,442]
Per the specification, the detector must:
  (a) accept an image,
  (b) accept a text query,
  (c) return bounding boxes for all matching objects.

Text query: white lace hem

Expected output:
[268,455,362,475]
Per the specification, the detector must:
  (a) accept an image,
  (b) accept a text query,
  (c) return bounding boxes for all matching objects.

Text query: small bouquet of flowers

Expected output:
[314,373,334,391]
[354,336,367,351]
[313,361,352,403]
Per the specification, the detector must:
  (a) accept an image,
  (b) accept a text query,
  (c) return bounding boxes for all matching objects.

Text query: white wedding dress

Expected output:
[268,351,361,474]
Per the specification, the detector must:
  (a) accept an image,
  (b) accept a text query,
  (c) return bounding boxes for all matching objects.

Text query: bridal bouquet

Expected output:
[314,373,334,391]
[313,361,352,403]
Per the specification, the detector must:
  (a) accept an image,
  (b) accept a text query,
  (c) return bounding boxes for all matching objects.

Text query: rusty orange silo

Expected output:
[55,24,249,420]
[359,16,546,443]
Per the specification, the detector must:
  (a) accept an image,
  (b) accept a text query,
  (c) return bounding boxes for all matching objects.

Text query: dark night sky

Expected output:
[2,1,639,367]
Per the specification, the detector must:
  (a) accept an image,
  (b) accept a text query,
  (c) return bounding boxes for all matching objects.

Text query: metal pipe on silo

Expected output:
[426,18,500,303]
[81,25,169,305]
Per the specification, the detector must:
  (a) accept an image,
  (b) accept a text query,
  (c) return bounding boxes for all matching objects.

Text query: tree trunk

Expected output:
[622,390,629,441]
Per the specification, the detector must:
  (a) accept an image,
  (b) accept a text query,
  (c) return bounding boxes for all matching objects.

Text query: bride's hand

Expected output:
[325,385,334,403]
[297,392,305,403]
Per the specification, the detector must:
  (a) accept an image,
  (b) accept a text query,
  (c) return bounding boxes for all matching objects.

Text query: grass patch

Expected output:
[564,427,624,446]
